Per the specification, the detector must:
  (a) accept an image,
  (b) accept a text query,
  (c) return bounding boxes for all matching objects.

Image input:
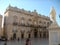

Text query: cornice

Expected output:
[4,6,50,21]
[48,27,60,30]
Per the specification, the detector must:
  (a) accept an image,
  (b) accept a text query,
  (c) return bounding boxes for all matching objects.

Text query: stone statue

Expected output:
[49,6,58,28]
[50,6,56,22]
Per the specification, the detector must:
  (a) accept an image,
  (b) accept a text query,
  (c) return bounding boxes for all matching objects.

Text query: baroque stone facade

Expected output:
[4,5,51,40]
[0,15,2,38]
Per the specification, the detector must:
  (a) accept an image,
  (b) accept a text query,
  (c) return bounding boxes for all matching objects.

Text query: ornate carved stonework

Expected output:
[50,6,56,22]
[3,5,51,40]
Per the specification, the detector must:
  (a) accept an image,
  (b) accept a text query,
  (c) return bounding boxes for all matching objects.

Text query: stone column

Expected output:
[20,32,21,39]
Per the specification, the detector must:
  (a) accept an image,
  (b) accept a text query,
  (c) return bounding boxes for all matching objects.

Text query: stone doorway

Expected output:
[39,31,42,38]
[13,33,16,40]
[34,29,38,38]
[21,33,24,39]
[28,34,31,38]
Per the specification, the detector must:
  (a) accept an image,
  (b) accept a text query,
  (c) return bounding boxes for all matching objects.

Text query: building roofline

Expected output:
[4,5,50,20]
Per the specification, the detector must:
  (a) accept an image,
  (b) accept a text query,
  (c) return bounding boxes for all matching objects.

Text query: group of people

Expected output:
[4,38,31,45]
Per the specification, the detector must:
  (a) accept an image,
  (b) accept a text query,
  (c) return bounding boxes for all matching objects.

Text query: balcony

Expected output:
[18,22,34,27]
[27,22,32,26]
[13,22,17,25]
[17,21,42,28]
[18,22,25,26]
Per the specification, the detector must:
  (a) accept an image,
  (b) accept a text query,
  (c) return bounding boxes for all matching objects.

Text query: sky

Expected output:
[0,0,60,26]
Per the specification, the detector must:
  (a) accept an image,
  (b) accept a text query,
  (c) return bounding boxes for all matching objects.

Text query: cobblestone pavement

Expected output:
[0,38,49,45]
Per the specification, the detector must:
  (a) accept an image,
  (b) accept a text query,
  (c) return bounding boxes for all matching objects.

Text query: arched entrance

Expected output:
[39,31,42,38]
[20,30,25,39]
[28,34,31,38]
[13,33,16,40]
[43,31,46,38]
[21,33,24,39]
[34,29,38,38]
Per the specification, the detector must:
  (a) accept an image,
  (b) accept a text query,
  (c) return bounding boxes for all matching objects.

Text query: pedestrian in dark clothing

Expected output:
[25,38,31,45]
[18,38,19,41]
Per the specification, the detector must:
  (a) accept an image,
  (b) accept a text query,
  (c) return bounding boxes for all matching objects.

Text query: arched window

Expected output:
[13,16,17,22]
[47,22,49,25]
[13,16,17,25]
[28,18,32,24]
[21,17,24,20]
[44,22,46,24]
[20,17,25,25]
[33,20,37,24]
[12,26,17,33]
[28,19,31,21]
[39,21,41,23]
[21,17,24,24]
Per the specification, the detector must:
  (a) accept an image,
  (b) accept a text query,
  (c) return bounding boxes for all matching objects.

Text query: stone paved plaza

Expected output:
[0,38,49,45]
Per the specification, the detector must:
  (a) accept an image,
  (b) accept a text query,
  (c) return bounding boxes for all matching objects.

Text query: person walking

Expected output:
[25,38,31,45]
[18,38,19,41]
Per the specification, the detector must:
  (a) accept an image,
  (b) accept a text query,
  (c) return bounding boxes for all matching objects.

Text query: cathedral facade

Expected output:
[3,5,51,40]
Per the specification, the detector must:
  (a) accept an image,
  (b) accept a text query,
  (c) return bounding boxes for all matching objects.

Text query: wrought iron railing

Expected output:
[13,22,17,25]
[13,22,47,28]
